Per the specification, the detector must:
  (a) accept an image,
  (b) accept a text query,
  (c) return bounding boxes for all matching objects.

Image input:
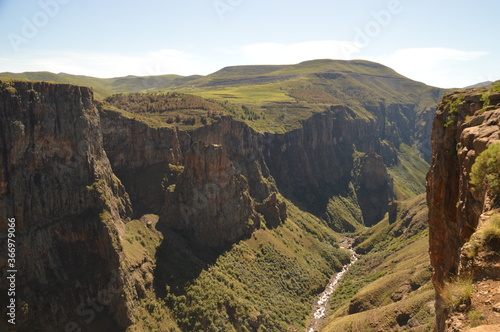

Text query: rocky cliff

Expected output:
[100,102,399,235]
[162,142,261,247]
[356,151,393,226]
[427,84,500,331]
[100,107,184,216]
[263,106,396,230]
[0,80,134,331]
[99,110,286,245]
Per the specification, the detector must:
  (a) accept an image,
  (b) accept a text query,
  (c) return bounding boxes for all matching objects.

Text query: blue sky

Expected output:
[0,0,498,88]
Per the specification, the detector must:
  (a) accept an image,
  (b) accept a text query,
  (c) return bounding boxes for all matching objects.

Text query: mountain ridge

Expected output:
[0,59,444,99]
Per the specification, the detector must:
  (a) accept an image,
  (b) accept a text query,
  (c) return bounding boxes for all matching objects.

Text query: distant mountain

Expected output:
[1,59,445,102]
[0,70,202,99]
[465,81,493,88]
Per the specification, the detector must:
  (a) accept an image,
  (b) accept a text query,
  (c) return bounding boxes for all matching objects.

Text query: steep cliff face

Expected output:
[161,142,261,247]
[427,86,500,331]
[0,81,134,331]
[189,116,277,203]
[356,151,393,227]
[415,107,437,161]
[100,110,286,247]
[101,85,432,234]
[100,108,184,216]
[263,106,395,229]
[263,108,357,213]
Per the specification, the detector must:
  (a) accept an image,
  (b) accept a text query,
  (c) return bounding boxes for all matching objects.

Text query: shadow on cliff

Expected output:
[152,225,232,298]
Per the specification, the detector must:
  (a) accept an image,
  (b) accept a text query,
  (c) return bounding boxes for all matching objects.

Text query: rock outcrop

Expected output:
[356,151,393,226]
[100,108,184,216]
[427,85,500,331]
[161,142,261,247]
[189,116,277,203]
[100,110,287,247]
[0,81,133,331]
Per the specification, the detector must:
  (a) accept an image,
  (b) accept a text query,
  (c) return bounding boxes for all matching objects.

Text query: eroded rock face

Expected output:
[189,116,277,203]
[357,151,393,226]
[100,110,287,248]
[263,106,397,224]
[0,81,133,331]
[161,142,261,247]
[263,107,369,214]
[255,192,287,228]
[427,87,500,331]
[100,108,184,216]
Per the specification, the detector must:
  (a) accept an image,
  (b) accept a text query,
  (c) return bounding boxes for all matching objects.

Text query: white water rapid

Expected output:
[306,238,358,332]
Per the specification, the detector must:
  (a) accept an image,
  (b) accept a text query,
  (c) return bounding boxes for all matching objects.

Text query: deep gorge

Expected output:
[2,60,496,331]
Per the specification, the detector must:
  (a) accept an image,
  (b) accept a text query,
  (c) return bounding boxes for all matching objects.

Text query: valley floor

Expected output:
[307,238,359,332]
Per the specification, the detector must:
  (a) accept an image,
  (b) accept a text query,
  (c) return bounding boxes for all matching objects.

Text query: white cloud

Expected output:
[365,47,489,87]
[239,40,361,64]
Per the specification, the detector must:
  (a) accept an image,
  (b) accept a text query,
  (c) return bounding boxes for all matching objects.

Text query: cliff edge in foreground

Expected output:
[427,83,500,331]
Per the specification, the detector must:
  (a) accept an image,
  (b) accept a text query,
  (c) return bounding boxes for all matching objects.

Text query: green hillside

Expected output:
[323,194,434,331]
[0,71,201,99]
[124,199,351,331]
[0,60,447,130]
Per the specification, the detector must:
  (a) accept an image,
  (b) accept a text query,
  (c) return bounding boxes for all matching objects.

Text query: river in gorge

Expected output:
[306,238,359,332]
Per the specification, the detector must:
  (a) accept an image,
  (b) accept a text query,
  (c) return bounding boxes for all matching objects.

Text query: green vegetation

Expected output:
[325,184,364,233]
[480,81,500,108]
[482,213,500,246]
[323,287,434,332]
[194,82,296,104]
[388,144,430,200]
[443,93,465,128]
[0,71,201,99]
[441,276,474,311]
[105,92,224,115]
[103,92,228,129]
[122,215,180,331]
[123,215,163,265]
[463,212,500,259]
[152,201,351,331]
[467,310,484,327]
[470,142,500,198]
[323,195,434,331]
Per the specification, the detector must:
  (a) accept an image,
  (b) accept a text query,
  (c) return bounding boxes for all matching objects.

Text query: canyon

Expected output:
[0,60,497,331]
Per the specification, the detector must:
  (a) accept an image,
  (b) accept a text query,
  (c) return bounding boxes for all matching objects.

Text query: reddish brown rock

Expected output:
[161,142,261,247]
[427,86,500,331]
